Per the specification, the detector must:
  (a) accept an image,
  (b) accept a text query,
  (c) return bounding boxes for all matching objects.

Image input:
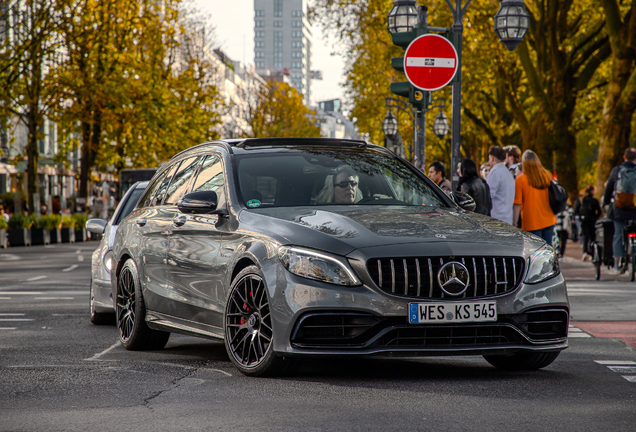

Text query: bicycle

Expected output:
[591,218,636,281]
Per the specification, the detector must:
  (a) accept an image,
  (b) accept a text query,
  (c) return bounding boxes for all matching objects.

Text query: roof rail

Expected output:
[231,137,367,149]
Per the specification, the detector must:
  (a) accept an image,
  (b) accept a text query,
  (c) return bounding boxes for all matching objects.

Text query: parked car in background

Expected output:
[119,168,156,200]
[86,181,148,324]
[110,138,569,377]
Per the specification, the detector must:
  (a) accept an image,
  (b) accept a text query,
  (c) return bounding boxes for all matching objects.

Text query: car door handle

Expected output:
[136,218,147,227]
[173,216,186,227]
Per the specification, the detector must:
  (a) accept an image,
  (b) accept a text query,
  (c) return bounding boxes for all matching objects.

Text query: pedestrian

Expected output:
[486,146,515,224]
[480,162,490,180]
[503,145,521,177]
[602,147,636,274]
[555,201,573,257]
[428,161,452,195]
[575,185,601,261]
[513,150,557,245]
[459,159,491,216]
[0,205,9,223]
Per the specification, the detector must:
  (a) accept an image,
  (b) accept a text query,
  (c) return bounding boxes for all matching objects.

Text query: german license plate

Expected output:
[408,301,497,324]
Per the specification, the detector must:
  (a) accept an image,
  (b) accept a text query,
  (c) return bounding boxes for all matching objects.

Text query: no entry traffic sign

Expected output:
[404,34,458,91]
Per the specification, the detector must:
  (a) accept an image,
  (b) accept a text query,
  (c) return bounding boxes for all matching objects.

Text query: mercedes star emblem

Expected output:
[438,262,470,296]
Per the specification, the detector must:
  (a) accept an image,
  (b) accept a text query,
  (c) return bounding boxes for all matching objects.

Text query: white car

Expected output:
[86,181,148,324]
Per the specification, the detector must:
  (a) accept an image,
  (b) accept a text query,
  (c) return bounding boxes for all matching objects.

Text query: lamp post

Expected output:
[386,0,529,189]
[444,0,529,191]
[384,96,447,163]
[433,109,450,139]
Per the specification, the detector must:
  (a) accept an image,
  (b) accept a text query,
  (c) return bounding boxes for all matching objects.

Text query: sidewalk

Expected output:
[559,239,631,282]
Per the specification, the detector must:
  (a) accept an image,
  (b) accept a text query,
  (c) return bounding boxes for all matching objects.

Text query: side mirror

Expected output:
[178,191,219,214]
[86,218,108,235]
[451,191,477,212]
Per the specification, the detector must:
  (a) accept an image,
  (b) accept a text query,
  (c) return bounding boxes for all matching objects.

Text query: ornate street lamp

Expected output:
[494,0,530,51]
[433,109,449,138]
[386,0,418,34]
[382,110,399,138]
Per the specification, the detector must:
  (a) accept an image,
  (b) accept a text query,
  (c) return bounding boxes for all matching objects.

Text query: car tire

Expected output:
[89,279,114,325]
[224,265,294,377]
[116,259,170,351]
[483,351,560,371]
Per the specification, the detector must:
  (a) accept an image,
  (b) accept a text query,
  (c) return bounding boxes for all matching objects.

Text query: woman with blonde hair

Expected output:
[513,150,557,245]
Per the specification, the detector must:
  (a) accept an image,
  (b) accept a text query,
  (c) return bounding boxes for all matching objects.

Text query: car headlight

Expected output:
[278,246,361,286]
[524,245,559,284]
[103,250,113,274]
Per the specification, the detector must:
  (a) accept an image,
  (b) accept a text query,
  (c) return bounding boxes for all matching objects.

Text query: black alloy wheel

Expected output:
[224,265,292,377]
[116,259,170,350]
[631,254,636,282]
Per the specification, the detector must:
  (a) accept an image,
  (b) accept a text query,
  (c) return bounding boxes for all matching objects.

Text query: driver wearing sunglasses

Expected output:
[333,169,359,203]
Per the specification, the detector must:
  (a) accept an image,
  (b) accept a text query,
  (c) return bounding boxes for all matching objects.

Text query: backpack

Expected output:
[579,196,597,221]
[615,165,636,209]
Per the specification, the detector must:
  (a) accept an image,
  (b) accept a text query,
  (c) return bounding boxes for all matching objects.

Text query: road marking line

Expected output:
[62,264,79,272]
[0,327,17,330]
[608,366,636,374]
[0,297,10,300]
[84,340,121,361]
[76,250,81,254]
[595,360,636,365]
[568,326,591,337]
[77,255,84,262]
[0,319,33,321]
[26,276,47,282]
[34,297,75,300]
[0,313,25,316]
[623,376,636,382]
[0,292,44,295]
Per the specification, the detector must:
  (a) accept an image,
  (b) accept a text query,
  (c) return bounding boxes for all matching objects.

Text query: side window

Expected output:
[139,170,169,208]
[164,156,200,205]
[150,162,181,206]
[191,155,226,208]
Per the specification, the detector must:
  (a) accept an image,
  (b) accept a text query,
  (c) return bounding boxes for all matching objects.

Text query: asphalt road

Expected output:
[0,242,635,431]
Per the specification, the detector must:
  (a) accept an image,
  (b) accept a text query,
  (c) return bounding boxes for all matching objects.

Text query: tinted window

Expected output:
[139,162,181,207]
[114,187,145,225]
[164,157,200,205]
[191,155,226,208]
[235,149,448,208]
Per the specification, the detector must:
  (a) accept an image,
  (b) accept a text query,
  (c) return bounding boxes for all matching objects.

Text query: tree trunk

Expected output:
[595,65,636,197]
[78,117,92,200]
[26,102,39,215]
[78,107,103,201]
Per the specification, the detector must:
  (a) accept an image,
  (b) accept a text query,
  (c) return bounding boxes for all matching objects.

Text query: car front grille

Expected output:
[290,309,568,350]
[366,256,525,300]
[375,324,523,347]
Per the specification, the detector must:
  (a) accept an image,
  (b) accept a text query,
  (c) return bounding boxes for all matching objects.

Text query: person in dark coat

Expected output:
[574,185,602,261]
[459,159,492,216]
[603,147,636,273]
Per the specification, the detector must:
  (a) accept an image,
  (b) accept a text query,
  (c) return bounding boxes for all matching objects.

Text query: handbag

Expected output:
[548,181,568,214]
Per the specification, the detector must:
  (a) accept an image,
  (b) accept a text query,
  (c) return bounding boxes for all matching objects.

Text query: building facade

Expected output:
[253,0,313,105]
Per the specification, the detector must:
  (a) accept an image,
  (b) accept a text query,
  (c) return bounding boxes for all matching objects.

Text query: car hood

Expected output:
[238,206,544,257]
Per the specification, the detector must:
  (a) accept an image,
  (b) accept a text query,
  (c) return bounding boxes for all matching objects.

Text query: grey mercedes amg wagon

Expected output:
[111,138,569,376]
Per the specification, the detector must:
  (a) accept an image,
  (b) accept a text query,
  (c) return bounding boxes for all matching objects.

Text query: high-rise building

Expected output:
[253,0,313,105]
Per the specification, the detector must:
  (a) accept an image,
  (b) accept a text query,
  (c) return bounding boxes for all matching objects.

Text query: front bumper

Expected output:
[264,259,569,358]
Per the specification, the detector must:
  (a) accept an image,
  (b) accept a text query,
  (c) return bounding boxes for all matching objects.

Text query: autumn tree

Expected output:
[52,0,221,200]
[0,0,74,214]
[314,1,611,198]
[247,81,321,138]
[595,0,636,194]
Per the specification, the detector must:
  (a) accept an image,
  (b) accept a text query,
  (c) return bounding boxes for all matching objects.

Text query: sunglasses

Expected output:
[334,180,358,188]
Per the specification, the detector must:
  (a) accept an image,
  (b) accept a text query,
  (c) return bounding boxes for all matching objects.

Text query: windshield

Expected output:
[235,148,448,209]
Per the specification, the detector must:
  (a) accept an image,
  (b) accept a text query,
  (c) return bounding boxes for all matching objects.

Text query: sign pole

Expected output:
[449,0,470,192]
